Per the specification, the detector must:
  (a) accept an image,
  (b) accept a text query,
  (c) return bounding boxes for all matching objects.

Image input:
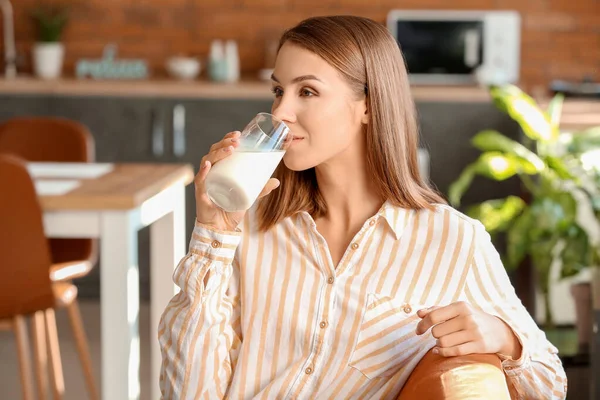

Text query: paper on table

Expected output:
[35,180,81,196]
[27,162,114,179]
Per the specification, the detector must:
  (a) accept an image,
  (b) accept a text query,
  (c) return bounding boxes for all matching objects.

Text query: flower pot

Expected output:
[593,267,600,311]
[570,281,592,355]
[32,42,64,79]
[591,267,600,399]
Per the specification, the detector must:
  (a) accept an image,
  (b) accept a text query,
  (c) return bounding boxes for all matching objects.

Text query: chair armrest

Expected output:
[397,349,516,400]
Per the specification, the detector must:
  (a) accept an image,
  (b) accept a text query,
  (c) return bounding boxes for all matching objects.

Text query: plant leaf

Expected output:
[506,208,533,270]
[471,130,545,173]
[448,165,476,206]
[559,226,591,279]
[490,85,555,142]
[529,193,577,234]
[530,237,557,293]
[473,152,521,180]
[544,156,575,180]
[547,93,564,134]
[568,127,600,154]
[448,152,526,206]
[466,196,527,233]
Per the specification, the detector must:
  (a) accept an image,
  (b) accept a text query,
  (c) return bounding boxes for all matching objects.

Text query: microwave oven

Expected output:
[386,10,521,85]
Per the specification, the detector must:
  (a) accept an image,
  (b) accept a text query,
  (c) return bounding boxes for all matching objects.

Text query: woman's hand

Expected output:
[195,131,280,232]
[415,301,522,359]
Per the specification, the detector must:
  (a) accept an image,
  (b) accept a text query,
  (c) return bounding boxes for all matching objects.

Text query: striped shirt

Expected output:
[159,201,567,399]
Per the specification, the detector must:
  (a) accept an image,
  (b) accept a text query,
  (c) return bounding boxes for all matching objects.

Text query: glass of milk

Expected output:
[205,112,291,212]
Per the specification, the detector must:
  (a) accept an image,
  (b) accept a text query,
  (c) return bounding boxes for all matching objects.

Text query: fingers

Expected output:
[209,132,241,153]
[416,305,457,335]
[202,132,242,166]
[432,341,479,357]
[194,160,212,197]
[204,144,235,165]
[416,306,440,318]
[257,178,280,199]
[416,302,471,335]
[434,329,471,349]
[430,316,465,339]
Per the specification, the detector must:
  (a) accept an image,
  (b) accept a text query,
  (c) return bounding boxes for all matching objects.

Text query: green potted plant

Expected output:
[30,4,69,79]
[448,85,600,334]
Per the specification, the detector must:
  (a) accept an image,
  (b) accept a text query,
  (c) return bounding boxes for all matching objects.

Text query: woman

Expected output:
[159,16,567,399]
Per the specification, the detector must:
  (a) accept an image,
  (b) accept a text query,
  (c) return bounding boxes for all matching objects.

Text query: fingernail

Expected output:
[432,348,439,355]
[203,161,209,169]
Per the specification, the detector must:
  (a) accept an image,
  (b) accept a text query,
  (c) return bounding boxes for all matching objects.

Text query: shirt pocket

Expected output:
[348,293,434,379]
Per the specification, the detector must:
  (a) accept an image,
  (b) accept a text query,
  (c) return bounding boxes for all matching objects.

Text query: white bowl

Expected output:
[166,57,201,80]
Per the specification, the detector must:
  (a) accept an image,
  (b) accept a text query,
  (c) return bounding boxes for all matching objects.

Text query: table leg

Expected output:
[150,184,186,400]
[100,211,141,400]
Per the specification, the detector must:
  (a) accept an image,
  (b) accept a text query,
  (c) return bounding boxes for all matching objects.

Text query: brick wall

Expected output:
[3,0,600,89]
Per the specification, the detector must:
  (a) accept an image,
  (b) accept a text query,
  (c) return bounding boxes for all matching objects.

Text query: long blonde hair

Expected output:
[257,15,445,231]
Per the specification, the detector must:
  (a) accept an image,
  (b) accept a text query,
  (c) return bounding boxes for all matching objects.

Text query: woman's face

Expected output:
[271,42,368,171]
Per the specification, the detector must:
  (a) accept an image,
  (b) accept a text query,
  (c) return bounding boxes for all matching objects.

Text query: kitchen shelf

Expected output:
[0,76,492,102]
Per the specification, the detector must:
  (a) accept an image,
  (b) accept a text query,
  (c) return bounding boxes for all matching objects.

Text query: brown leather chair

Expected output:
[0,154,98,400]
[0,117,97,267]
[397,349,515,400]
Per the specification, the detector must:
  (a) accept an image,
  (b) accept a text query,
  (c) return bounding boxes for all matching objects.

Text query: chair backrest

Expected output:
[0,117,95,162]
[0,117,97,265]
[0,154,55,319]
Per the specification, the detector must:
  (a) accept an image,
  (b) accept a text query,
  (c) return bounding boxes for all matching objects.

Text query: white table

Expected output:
[34,163,194,400]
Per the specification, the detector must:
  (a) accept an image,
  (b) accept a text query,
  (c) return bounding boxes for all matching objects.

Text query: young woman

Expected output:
[159,16,567,399]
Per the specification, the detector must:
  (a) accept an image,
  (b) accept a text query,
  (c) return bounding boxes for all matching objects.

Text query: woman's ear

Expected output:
[361,101,369,125]
[361,84,369,124]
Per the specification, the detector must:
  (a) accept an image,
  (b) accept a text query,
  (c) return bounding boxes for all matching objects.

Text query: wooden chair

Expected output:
[0,154,98,400]
[0,117,97,266]
[397,349,515,399]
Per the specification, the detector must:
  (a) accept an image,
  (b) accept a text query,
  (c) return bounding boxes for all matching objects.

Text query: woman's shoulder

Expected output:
[417,203,486,236]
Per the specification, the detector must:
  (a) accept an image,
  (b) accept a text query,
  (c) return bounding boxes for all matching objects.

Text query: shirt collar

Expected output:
[378,200,412,240]
[296,200,412,240]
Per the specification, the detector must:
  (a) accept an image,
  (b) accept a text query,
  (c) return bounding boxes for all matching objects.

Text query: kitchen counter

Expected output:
[0,76,492,102]
[537,98,600,131]
[0,77,597,130]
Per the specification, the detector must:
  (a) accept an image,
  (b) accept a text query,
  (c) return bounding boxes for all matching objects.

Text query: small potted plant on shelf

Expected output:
[448,85,600,352]
[30,4,69,79]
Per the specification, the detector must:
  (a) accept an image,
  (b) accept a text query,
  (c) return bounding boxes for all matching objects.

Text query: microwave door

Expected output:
[396,20,483,85]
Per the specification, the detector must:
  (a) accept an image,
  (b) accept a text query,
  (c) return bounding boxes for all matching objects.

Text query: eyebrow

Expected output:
[270,74,323,84]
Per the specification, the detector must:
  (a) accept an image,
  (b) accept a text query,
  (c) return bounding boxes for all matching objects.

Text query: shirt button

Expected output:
[319,321,328,329]
[369,220,376,226]
[327,276,334,284]
[351,243,359,250]
[305,367,313,375]
[211,240,221,248]
[403,305,412,314]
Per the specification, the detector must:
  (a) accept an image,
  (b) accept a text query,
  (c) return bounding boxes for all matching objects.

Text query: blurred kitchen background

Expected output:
[0,0,599,399]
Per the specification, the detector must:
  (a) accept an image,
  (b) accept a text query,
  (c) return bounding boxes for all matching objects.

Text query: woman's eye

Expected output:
[300,88,315,97]
[271,87,284,97]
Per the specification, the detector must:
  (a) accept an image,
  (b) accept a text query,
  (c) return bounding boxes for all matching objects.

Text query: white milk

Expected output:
[205,150,285,212]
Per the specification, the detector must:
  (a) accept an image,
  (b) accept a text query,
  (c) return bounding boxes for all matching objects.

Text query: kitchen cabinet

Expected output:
[47,97,162,163]
[0,94,521,300]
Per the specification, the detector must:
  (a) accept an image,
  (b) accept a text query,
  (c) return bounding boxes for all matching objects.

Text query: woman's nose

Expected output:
[272,100,296,125]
